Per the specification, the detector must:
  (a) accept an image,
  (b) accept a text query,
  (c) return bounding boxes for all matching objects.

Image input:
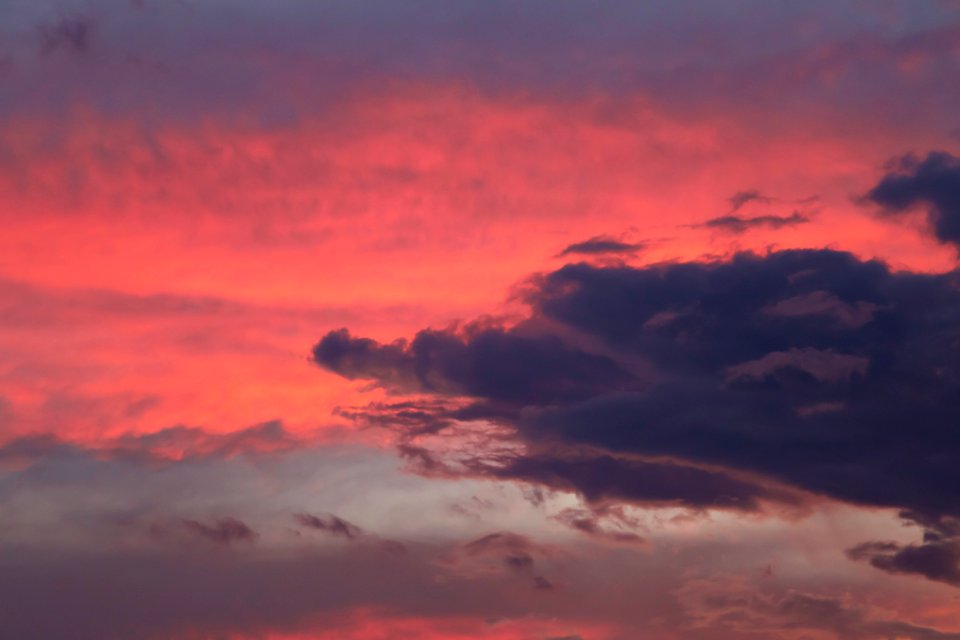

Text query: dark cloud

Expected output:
[318,248,960,573]
[702,190,819,234]
[313,325,633,405]
[295,512,364,540]
[848,539,960,586]
[476,451,804,512]
[553,507,646,545]
[459,532,555,590]
[700,211,811,234]
[295,512,407,554]
[520,250,960,518]
[847,512,960,587]
[0,544,506,640]
[866,151,960,249]
[334,399,459,436]
[557,236,645,257]
[729,190,772,212]
[394,434,806,516]
[180,517,257,545]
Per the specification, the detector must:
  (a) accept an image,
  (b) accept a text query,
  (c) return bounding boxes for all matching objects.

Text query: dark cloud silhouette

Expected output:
[334,399,459,436]
[314,326,632,405]
[729,190,772,212]
[702,189,819,234]
[866,151,960,249]
[848,539,960,586]
[474,451,804,512]
[295,513,364,540]
[847,512,960,587]
[700,211,811,234]
[558,236,645,257]
[553,507,646,545]
[295,512,407,554]
[394,432,806,515]
[317,248,960,570]
[180,517,257,545]
[520,250,960,518]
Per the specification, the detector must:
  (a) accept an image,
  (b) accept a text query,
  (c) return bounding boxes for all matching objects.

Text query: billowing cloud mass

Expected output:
[315,245,960,586]
[6,0,960,638]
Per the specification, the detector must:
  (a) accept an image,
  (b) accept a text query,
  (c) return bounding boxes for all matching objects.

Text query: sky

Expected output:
[3,1,960,638]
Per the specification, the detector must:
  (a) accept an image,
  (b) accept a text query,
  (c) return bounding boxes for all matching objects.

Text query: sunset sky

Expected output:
[4,1,960,638]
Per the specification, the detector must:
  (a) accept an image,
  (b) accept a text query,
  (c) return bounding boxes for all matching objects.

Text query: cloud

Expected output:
[461,532,542,570]
[552,507,646,545]
[455,531,555,590]
[179,517,257,545]
[318,247,960,577]
[295,512,365,540]
[848,539,960,586]
[465,449,805,512]
[729,190,773,212]
[313,325,632,405]
[847,512,960,587]
[699,211,811,233]
[557,236,645,258]
[518,250,960,518]
[700,189,819,234]
[866,151,960,249]
[0,432,611,638]
[295,512,407,554]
